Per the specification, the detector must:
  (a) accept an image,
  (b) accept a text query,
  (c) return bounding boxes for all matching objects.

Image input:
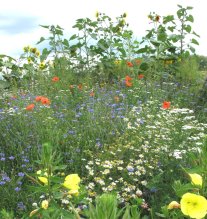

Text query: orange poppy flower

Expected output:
[125,80,132,87]
[135,59,142,65]
[138,74,144,79]
[78,84,83,90]
[126,61,133,67]
[35,96,43,102]
[90,91,95,97]
[125,75,132,81]
[41,97,51,105]
[162,101,171,109]
[26,103,35,111]
[52,76,59,82]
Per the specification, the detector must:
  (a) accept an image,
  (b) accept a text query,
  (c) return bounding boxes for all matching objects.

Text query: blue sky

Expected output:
[0,0,206,57]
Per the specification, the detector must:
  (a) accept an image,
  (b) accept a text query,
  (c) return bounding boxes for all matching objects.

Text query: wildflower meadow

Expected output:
[0,5,207,219]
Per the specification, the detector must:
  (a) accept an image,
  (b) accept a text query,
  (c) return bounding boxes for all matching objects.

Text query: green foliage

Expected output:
[85,194,123,219]
[0,209,14,219]
[84,194,143,219]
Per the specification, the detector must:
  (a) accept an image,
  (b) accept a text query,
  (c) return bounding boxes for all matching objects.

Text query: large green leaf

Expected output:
[39,25,50,29]
[163,15,174,24]
[158,32,167,41]
[136,47,148,54]
[90,33,97,40]
[36,37,45,45]
[150,39,161,47]
[191,38,199,45]
[186,15,194,22]
[184,25,191,33]
[168,26,176,32]
[192,31,200,38]
[62,39,69,47]
[187,6,193,10]
[177,9,184,18]
[69,34,77,41]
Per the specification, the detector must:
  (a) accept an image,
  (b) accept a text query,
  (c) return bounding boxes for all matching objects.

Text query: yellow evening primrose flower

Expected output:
[41,200,49,210]
[181,193,207,219]
[63,181,80,190]
[63,174,81,195]
[189,173,203,187]
[65,174,80,185]
[167,201,180,210]
[68,188,79,196]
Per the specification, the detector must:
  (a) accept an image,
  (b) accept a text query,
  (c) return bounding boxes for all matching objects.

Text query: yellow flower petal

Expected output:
[65,174,80,185]
[167,201,180,210]
[181,193,207,219]
[41,200,49,210]
[68,189,79,196]
[189,173,203,186]
[63,181,80,190]
[38,176,48,185]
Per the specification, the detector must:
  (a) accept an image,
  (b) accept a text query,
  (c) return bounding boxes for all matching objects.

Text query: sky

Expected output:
[0,0,206,58]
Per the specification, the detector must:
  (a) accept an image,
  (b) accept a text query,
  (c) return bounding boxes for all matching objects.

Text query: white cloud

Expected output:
[0,0,206,57]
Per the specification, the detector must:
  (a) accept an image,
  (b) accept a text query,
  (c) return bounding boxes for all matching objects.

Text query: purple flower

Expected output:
[23,158,29,163]
[18,172,25,177]
[9,156,15,160]
[15,187,21,192]
[17,202,26,210]
[127,166,134,172]
[2,175,11,182]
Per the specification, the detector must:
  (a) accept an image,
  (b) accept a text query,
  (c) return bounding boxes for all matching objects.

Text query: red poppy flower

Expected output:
[138,74,144,79]
[162,101,171,109]
[35,96,43,102]
[52,76,59,82]
[26,103,35,111]
[126,61,133,67]
[41,97,51,105]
